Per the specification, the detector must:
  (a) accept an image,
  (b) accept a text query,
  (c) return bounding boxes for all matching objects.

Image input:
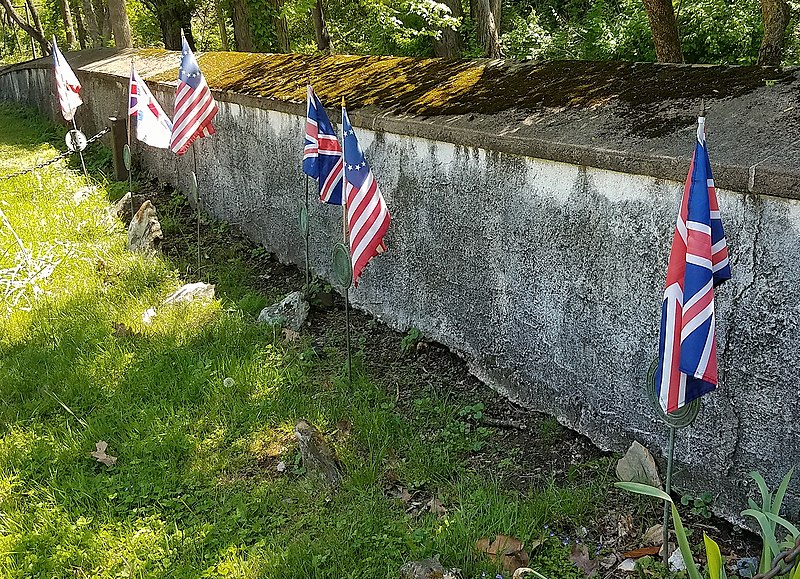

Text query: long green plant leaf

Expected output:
[750,471,773,514]
[704,532,726,579]
[742,508,783,571]
[760,511,800,538]
[772,467,795,517]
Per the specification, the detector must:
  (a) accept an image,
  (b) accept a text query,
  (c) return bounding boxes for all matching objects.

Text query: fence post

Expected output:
[108,116,129,181]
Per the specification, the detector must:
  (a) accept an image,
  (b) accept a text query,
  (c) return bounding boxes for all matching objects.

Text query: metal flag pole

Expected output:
[71,118,89,181]
[191,145,201,278]
[341,96,352,384]
[126,59,134,218]
[303,175,310,288]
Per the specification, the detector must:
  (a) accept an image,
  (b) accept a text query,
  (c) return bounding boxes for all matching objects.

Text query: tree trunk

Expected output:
[100,2,113,45]
[81,0,101,46]
[71,0,88,49]
[156,3,193,50]
[433,0,462,57]
[310,0,330,52]
[642,0,682,62]
[269,0,289,52]
[107,0,132,47]
[58,0,77,48]
[230,0,253,51]
[215,0,229,50]
[758,0,790,65]
[0,0,50,54]
[470,0,500,58]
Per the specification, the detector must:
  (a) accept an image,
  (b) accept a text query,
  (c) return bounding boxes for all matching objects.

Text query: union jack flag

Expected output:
[51,36,82,121]
[129,63,173,149]
[342,106,390,286]
[655,117,731,413]
[303,85,343,205]
[169,31,218,156]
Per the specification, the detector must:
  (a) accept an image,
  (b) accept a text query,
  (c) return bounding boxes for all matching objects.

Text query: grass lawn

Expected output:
[0,103,616,578]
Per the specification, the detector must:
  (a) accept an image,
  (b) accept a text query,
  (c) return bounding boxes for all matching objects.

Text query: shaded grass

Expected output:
[0,103,612,578]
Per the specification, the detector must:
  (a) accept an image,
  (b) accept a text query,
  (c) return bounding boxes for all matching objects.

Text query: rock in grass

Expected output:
[258,291,309,331]
[127,200,163,252]
[616,441,662,488]
[399,557,461,579]
[111,192,132,217]
[294,420,342,487]
[163,282,215,305]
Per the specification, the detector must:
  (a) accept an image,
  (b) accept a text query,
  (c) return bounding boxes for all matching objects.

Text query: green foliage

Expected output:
[400,326,423,352]
[680,490,714,519]
[677,0,763,64]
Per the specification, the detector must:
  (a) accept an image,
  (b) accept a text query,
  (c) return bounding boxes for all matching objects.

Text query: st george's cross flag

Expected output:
[51,36,82,121]
[129,63,173,149]
[303,85,344,205]
[169,32,218,156]
[655,116,731,413]
[341,106,391,286]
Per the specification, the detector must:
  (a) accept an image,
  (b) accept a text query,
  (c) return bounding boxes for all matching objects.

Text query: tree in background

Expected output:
[108,0,132,46]
[140,0,195,49]
[309,0,330,52]
[758,0,791,64]
[641,0,681,61]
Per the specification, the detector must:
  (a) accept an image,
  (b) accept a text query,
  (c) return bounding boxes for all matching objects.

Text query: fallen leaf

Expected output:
[282,328,300,342]
[617,514,634,538]
[569,543,600,577]
[390,486,412,503]
[91,441,117,466]
[642,524,664,545]
[623,546,661,559]
[112,321,132,337]
[335,420,352,436]
[476,535,534,574]
[488,535,525,556]
[427,497,447,517]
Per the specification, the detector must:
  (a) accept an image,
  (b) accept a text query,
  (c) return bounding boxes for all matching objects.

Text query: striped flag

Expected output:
[129,63,173,149]
[169,32,218,156]
[655,117,731,413]
[51,36,82,121]
[341,106,390,286]
[303,85,344,205]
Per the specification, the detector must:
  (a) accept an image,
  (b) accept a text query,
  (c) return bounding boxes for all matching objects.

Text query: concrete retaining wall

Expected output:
[2,51,799,524]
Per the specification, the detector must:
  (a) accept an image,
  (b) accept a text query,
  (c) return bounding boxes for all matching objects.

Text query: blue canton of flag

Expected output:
[303,85,343,205]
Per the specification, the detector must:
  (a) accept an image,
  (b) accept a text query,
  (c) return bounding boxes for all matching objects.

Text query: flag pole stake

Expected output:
[193,147,201,279]
[127,59,134,218]
[341,95,352,385]
[662,425,676,565]
[71,118,89,181]
[304,175,310,289]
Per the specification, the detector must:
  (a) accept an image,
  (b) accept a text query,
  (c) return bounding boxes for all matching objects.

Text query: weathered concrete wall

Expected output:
[2,52,799,524]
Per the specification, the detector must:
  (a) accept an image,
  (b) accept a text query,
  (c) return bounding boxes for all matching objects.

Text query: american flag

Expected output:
[51,36,82,121]
[303,85,343,205]
[169,32,218,156]
[341,106,390,286]
[655,117,731,413]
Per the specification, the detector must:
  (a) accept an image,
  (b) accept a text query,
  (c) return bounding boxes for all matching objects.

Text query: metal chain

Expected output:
[0,127,110,182]
[753,536,800,579]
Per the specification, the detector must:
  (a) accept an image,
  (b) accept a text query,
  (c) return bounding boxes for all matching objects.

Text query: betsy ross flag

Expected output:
[169,32,218,156]
[51,36,82,121]
[303,85,344,204]
[129,63,173,149]
[342,106,390,286]
[655,116,731,413]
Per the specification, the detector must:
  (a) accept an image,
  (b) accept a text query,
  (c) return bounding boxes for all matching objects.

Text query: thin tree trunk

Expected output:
[82,0,101,46]
[100,2,113,45]
[71,0,88,48]
[433,0,462,57]
[215,0,229,50]
[25,0,45,40]
[310,0,330,52]
[58,0,77,48]
[268,0,288,52]
[758,0,790,65]
[154,2,192,50]
[108,0,132,47]
[642,0,682,62]
[231,0,253,51]
[0,0,50,54]
[470,0,500,57]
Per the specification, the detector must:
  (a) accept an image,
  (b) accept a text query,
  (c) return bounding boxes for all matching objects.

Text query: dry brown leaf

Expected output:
[91,441,117,466]
[569,543,600,577]
[112,321,132,337]
[622,546,661,559]
[643,524,664,545]
[282,328,300,342]
[476,535,533,574]
[335,420,352,436]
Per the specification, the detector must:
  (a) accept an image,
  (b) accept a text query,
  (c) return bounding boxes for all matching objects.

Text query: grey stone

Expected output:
[294,420,341,487]
[4,52,800,527]
[616,441,662,488]
[258,291,309,331]
[163,282,215,305]
[127,200,162,252]
[399,558,461,579]
[668,549,686,572]
[111,192,132,217]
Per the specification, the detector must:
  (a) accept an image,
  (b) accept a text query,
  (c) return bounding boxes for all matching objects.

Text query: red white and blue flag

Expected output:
[303,85,343,205]
[129,63,173,149]
[51,36,82,121]
[655,117,731,413]
[342,106,390,286]
[169,32,218,156]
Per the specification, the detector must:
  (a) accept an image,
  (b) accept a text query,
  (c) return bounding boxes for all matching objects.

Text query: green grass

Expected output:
[0,103,611,578]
